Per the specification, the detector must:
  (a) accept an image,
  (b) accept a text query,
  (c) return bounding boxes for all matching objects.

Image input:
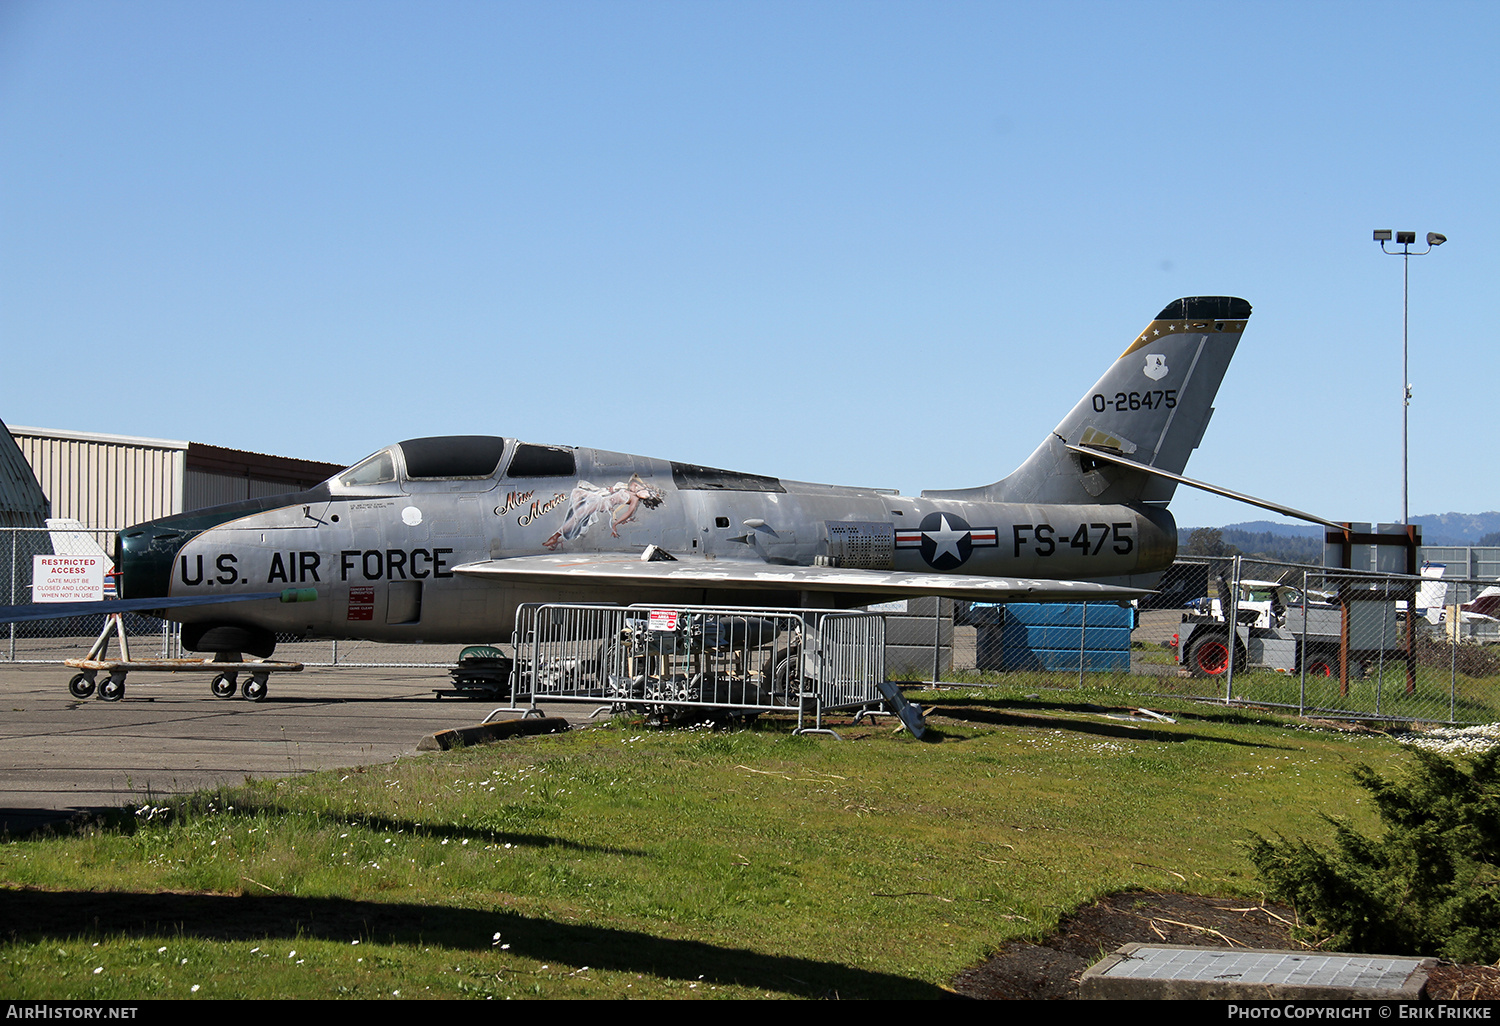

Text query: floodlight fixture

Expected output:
[1371,227,1447,525]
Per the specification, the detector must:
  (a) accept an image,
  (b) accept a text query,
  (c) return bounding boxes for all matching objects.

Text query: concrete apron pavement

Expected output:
[0,661,597,835]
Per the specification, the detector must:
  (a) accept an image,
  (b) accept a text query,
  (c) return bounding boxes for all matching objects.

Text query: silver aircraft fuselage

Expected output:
[114,296,1252,654]
[125,449,1177,645]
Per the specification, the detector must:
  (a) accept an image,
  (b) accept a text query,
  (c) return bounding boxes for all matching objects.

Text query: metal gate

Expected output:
[509,602,888,731]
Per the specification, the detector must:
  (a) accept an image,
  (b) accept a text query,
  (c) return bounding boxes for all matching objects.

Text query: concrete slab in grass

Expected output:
[1080,944,1434,1001]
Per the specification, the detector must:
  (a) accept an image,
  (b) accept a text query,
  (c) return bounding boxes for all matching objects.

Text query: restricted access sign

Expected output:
[33,555,106,602]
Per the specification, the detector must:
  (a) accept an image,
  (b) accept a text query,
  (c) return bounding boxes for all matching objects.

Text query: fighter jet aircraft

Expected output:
[89,295,1253,661]
[7,297,1258,668]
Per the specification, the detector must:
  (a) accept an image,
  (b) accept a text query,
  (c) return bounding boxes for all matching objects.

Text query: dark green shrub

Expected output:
[1414,634,1500,679]
[1246,747,1500,962]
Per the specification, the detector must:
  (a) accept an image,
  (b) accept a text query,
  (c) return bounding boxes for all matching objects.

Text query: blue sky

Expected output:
[2,1,1495,529]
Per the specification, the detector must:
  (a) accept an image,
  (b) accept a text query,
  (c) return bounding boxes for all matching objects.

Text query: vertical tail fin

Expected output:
[1417,563,1448,625]
[47,518,109,560]
[926,296,1251,505]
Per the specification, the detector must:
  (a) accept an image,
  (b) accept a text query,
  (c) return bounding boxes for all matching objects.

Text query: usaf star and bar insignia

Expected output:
[896,512,998,571]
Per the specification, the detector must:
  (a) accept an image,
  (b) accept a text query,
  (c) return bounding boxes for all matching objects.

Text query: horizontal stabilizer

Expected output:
[1064,443,1342,529]
[453,554,1147,603]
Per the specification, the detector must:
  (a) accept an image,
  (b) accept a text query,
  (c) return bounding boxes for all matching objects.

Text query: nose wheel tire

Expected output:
[68,673,97,699]
[242,674,269,702]
[211,673,238,698]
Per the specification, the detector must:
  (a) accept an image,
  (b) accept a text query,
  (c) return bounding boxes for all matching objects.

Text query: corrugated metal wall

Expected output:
[182,443,342,510]
[8,427,342,536]
[185,471,313,510]
[9,427,186,532]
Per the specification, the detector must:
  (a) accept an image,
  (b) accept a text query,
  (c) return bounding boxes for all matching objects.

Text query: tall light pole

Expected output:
[1373,229,1446,526]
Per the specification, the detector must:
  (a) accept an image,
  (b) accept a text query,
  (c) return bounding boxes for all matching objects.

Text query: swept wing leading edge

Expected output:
[0,591,296,626]
[451,554,1147,602]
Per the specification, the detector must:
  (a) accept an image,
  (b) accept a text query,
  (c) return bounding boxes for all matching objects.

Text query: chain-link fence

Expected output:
[7,524,1498,723]
[953,555,1500,725]
[0,526,472,667]
[2,525,173,662]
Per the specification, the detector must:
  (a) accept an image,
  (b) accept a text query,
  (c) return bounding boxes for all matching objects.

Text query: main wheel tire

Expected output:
[211,672,238,698]
[761,647,807,706]
[1305,657,1334,677]
[183,623,277,659]
[68,673,96,699]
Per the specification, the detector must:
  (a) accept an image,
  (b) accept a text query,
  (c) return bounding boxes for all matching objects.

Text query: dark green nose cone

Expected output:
[116,521,193,600]
[116,484,333,601]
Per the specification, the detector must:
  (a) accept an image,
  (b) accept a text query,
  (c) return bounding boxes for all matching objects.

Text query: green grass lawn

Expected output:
[1142,665,1500,724]
[920,659,1500,725]
[0,688,1414,999]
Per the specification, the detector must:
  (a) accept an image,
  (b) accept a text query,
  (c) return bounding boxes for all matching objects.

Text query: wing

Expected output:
[452,553,1146,602]
[0,591,311,625]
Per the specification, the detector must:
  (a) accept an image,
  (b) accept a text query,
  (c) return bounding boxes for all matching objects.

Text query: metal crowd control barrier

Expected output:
[509,602,888,733]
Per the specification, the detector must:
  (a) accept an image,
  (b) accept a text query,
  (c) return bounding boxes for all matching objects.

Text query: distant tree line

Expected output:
[1182,524,1500,564]
[1181,528,1323,564]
